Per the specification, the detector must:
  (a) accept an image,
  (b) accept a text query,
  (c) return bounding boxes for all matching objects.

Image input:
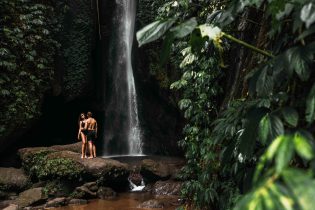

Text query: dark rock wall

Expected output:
[135,0,184,155]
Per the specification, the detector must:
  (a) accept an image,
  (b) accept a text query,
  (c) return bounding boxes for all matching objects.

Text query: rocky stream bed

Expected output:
[0,143,185,209]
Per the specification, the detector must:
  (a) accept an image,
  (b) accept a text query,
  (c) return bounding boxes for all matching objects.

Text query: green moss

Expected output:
[37,158,84,180]
[21,150,84,181]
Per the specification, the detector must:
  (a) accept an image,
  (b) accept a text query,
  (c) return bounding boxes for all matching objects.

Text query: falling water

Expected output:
[103,0,142,155]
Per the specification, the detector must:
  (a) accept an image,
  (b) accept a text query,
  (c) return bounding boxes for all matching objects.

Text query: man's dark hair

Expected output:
[87,111,92,117]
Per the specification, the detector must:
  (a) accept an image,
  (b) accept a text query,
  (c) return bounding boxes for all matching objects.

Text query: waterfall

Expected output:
[102,0,142,155]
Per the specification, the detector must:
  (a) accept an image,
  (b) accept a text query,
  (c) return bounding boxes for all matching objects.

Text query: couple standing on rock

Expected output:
[78,111,98,159]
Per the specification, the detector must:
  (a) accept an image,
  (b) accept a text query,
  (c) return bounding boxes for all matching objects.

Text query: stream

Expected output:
[53,192,180,210]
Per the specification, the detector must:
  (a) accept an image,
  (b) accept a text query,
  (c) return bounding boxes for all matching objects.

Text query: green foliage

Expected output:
[59,0,94,99]
[137,0,315,209]
[0,0,61,139]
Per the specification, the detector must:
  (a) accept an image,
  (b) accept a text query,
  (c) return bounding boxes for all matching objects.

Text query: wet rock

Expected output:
[142,183,154,192]
[0,168,30,191]
[73,185,97,199]
[152,181,182,195]
[45,197,67,208]
[97,187,116,199]
[71,182,100,199]
[128,173,143,186]
[140,159,170,182]
[16,187,47,208]
[23,205,45,210]
[0,190,8,199]
[83,182,98,192]
[68,199,88,205]
[137,199,164,208]
[3,204,18,210]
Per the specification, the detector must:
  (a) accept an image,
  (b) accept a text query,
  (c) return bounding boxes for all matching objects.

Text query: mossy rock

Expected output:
[19,148,84,181]
[0,168,30,192]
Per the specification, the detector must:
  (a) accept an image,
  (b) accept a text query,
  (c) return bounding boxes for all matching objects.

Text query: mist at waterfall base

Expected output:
[101,0,143,156]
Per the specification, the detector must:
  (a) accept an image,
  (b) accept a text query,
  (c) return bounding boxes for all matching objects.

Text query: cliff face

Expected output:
[1,0,183,157]
[0,0,96,154]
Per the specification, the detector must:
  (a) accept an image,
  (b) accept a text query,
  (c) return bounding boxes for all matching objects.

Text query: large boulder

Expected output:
[140,159,171,182]
[18,149,85,180]
[18,147,130,190]
[0,168,30,192]
[16,187,47,208]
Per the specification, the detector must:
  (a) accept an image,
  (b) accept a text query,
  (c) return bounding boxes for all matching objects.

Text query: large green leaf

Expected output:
[282,168,315,210]
[275,135,294,173]
[136,18,176,47]
[305,84,315,123]
[281,107,298,127]
[234,180,293,210]
[300,3,315,28]
[258,114,284,145]
[170,17,198,38]
[286,44,315,81]
[293,132,314,160]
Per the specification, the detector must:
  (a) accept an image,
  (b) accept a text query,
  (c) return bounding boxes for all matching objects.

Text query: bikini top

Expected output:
[81,121,85,128]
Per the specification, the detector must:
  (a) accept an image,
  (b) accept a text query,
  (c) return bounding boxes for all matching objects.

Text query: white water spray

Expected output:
[103,0,142,155]
[123,0,142,155]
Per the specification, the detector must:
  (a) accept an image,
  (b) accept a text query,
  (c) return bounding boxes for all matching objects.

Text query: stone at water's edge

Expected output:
[0,168,30,192]
[140,159,171,182]
[97,187,117,200]
[137,199,164,209]
[68,199,88,205]
[45,197,67,208]
[152,181,182,196]
[15,187,47,208]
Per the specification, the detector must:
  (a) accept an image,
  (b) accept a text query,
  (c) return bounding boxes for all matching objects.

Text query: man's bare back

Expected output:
[86,118,97,131]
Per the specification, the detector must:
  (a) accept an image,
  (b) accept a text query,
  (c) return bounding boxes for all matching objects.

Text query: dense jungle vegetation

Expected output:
[2,0,315,209]
[0,0,93,144]
[137,0,315,209]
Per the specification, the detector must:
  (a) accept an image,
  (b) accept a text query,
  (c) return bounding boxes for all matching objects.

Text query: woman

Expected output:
[78,113,88,158]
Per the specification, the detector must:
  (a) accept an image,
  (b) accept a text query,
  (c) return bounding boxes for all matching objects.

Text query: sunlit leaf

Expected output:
[136,18,176,47]
[293,132,314,160]
[282,168,315,210]
[300,3,315,28]
[275,135,294,173]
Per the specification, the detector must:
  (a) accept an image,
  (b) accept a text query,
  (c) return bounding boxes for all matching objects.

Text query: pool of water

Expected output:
[53,192,180,210]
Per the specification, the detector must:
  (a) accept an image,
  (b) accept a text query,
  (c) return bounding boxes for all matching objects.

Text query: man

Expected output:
[85,111,98,158]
